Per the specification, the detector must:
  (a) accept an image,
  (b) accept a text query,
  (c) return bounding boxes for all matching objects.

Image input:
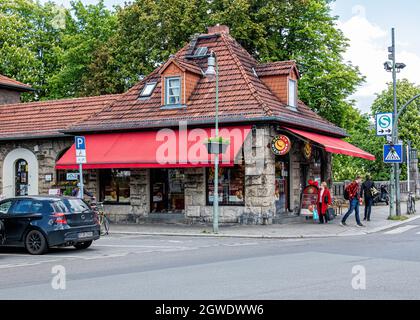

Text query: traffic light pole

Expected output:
[391,28,399,216]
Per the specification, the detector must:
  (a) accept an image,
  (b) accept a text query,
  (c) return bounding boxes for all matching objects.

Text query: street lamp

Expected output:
[383,28,406,216]
[205,51,220,233]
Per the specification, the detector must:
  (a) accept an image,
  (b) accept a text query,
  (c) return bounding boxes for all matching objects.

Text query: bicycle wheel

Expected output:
[100,215,110,235]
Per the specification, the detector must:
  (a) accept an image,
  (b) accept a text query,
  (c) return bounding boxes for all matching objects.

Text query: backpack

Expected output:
[343,185,350,200]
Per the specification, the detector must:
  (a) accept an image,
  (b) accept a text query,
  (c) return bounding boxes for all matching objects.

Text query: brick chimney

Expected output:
[207,24,230,35]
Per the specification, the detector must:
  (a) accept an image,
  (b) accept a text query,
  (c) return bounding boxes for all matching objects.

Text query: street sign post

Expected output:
[383,144,403,163]
[376,112,393,136]
[75,136,86,198]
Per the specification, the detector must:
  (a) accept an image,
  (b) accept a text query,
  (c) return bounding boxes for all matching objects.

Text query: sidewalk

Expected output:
[109,203,420,239]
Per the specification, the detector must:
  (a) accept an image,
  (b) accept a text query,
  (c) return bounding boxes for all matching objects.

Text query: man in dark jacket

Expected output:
[341,176,363,227]
[361,175,376,221]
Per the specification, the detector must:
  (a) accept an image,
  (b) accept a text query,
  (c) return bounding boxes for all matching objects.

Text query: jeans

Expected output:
[364,197,373,220]
[342,198,361,225]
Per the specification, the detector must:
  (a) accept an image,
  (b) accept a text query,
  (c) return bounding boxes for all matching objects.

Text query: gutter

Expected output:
[0,133,72,142]
[61,116,348,138]
[0,84,36,92]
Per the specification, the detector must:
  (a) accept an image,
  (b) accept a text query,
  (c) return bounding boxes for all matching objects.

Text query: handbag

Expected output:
[326,207,336,221]
[312,207,319,221]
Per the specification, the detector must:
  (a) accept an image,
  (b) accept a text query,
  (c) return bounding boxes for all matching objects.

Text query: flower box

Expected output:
[205,137,230,154]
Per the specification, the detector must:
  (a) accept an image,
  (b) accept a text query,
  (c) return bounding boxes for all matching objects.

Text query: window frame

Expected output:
[165,76,181,106]
[139,82,157,98]
[288,79,297,109]
[99,169,131,205]
[205,165,246,207]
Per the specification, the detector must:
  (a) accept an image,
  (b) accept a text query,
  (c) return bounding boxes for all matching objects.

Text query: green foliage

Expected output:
[333,80,420,181]
[371,79,420,151]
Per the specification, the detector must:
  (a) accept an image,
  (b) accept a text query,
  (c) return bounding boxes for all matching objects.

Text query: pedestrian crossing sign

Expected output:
[383,144,403,163]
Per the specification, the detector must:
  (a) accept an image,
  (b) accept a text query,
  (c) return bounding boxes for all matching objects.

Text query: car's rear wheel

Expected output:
[25,230,48,255]
[74,240,93,250]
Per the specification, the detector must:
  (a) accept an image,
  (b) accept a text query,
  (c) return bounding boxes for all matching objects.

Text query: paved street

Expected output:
[1,217,420,300]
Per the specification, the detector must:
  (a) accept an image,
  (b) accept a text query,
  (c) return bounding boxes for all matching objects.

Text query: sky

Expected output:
[41,0,420,114]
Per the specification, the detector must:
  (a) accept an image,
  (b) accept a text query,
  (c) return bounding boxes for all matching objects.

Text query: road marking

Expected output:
[384,225,418,234]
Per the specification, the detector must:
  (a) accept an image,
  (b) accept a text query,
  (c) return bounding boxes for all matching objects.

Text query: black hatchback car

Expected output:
[0,196,100,255]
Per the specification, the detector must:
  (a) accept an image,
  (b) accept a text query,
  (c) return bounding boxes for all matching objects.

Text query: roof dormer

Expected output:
[256,61,300,111]
[158,57,202,108]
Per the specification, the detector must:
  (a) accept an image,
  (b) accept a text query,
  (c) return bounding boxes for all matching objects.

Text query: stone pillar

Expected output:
[244,126,276,219]
[130,169,149,216]
[184,167,206,218]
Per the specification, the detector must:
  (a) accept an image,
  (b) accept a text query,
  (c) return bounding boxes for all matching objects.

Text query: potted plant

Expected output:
[205,136,230,154]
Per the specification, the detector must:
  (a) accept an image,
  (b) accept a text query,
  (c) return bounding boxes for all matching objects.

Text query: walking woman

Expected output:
[317,181,332,224]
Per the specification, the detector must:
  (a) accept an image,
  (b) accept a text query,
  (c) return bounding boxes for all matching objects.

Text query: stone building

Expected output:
[0,26,375,224]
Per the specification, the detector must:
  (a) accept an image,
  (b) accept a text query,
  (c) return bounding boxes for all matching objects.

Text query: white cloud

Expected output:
[337,5,420,113]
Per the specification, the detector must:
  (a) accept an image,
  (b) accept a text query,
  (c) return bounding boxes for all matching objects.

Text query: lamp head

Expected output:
[205,53,217,80]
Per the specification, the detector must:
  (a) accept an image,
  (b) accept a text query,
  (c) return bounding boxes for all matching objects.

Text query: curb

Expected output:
[108,215,420,240]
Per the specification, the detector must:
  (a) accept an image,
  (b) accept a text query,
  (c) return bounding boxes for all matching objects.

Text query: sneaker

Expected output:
[340,221,347,226]
[356,223,365,227]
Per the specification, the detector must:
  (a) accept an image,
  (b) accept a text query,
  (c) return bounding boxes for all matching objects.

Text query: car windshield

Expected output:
[52,199,91,213]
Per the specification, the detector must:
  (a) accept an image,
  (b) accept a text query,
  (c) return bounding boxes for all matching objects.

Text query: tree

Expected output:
[333,79,420,181]
[47,0,117,98]
[0,0,64,100]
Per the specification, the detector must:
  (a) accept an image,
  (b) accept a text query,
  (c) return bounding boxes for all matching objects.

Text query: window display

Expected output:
[15,159,28,196]
[150,169,185,213]
[207,165,245,206]
[100,170,130,204]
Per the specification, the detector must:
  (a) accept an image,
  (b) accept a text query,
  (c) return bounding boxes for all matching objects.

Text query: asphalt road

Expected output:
[1,219,420,300]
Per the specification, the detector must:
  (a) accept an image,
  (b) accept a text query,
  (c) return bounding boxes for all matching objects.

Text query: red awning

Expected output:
[286,127,376,161]
[56,126,251,169]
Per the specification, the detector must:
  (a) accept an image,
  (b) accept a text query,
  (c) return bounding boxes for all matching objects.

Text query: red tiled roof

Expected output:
[0,95,120,139]
[255,61,299,78]
[0,74,33,91]
[160,57,203,76]
[69,32,345,136]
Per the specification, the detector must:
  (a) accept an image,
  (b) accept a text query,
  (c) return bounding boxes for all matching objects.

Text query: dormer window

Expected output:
[165,77,181,105]
[288,79,297,109]
[139,82,157,98]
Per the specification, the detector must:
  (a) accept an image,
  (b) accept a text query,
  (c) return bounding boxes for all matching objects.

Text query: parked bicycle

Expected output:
[407,192,416,215]
[90,201,110,235]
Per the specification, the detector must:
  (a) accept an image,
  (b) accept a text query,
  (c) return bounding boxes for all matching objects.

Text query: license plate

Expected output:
[78,232,93,239]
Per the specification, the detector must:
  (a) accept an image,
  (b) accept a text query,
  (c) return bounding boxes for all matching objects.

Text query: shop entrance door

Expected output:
[150,169,185,213]
[15,159,29,196]
[275,157,290,214]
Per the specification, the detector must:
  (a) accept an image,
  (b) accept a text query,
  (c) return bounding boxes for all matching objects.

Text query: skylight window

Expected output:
[194,47,208,57]
[139,82,157,98]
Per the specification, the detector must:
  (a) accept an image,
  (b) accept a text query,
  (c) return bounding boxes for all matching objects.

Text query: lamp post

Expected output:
[384,28,406,216]
[205,51,220,233]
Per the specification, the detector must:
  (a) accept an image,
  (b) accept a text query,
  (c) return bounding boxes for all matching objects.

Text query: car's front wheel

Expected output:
[74,240,93,250]
[25,230,48,255]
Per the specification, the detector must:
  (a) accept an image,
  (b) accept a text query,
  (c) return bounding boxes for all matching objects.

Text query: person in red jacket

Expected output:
[317,181,332,224]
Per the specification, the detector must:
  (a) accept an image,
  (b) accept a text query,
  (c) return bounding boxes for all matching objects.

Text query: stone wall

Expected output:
[0,137,99,196]
[0,89,21,105]
[129,169,150,216]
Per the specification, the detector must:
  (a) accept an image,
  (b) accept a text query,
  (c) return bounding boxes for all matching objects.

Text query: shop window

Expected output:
[99,170,130,204]
[150,169,185,213]
[206,164,245,206]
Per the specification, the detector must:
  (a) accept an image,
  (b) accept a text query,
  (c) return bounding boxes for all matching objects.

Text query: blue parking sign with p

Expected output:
[75,136,86,150]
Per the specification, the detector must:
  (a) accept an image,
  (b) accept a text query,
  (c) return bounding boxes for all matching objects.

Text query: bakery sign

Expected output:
[303,141,312,160]
[271,135,291,156]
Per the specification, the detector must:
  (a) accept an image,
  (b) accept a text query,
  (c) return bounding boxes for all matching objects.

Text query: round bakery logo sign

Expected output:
[271,135,291,156]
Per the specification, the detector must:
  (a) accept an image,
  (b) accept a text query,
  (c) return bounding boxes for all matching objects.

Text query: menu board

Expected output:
[300,185,319,216]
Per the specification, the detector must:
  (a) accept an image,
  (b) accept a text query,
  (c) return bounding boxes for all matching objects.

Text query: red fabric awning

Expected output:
[286,127,376,161]
[56,126,251,169]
